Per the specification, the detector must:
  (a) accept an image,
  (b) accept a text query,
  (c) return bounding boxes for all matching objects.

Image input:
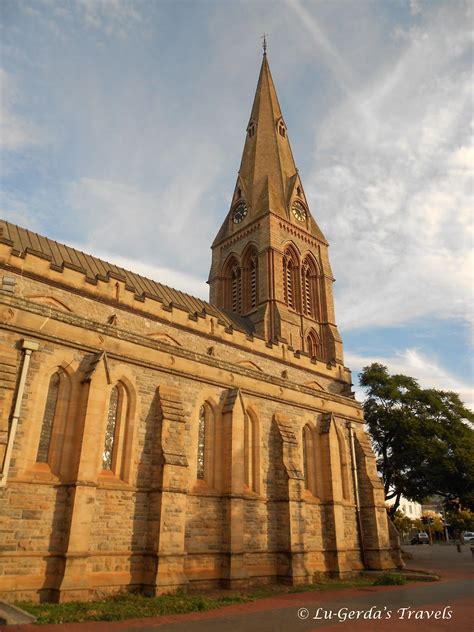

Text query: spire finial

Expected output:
[262,33,268,55]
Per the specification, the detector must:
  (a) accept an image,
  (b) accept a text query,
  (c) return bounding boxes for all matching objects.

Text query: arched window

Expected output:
[103,386,119,470]
[197,404,206,480]
[36,372,60,463]
[242,247,259,312]
[302,424,316,495]
[223,256,242,313]
[231,264,242,313]
[249,254,258,309]
[301,256,318,318]
[196,402,215,486]
[283,247,299,309]
[277,119,286,138]
[244,409,260,493]
[336,426,351,501]
[306,330,320,360]
[102,382,131,478]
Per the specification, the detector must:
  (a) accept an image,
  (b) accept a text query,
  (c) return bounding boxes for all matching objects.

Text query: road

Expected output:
[13,544,474,632]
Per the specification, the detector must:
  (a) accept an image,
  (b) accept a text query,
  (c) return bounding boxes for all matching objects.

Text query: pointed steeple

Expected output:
[209,52,343,365]
[213,53,326,245]
[238,52,297,219]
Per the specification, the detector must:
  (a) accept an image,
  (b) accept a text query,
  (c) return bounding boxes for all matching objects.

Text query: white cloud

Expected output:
[75,0,143,37]
[0,69,44,150]
[303,2,473,332]
[347,348,474,411]
[19,0,144,38]
[68,243,208,299]
[65,165,221,271]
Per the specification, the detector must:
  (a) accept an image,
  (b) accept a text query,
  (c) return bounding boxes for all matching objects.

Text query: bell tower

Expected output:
[208,51,344,364]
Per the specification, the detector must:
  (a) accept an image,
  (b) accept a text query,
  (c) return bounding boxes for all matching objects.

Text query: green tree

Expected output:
[392,510,414,537]
[447,509,474,539]
[360,363,474,518]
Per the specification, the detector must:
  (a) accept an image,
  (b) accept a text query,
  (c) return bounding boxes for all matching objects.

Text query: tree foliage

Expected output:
[447,509,474,536]
[360,363,474,517]
[392,510,413,535]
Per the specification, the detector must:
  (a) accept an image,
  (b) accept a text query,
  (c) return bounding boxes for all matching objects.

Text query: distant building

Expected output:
[0,52,401,603]
[395,497,422,519]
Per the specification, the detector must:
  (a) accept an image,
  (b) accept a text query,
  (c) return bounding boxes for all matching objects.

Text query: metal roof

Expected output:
[0,219,255,335]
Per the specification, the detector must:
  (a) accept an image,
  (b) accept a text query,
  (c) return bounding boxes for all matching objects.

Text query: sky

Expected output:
[1,0,473,408]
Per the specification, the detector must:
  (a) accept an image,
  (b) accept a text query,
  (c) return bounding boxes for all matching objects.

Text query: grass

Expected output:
[16,593,247,625]
[372,572,407,586]
[16,575,407,625]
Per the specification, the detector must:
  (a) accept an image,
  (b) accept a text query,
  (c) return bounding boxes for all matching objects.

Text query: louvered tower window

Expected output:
[231,265,242,313]
[36,372,60,463]
[302,265,312,317]
[283,251,297,309]
[250,255,258,309]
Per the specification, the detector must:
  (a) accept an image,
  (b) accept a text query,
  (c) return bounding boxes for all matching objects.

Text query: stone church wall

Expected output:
[0,251,400,602]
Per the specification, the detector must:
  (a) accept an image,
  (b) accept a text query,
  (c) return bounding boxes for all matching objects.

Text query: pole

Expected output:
[0,339,39,487]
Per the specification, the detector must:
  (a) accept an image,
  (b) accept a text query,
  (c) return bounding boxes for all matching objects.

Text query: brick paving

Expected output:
[11,544,473,632]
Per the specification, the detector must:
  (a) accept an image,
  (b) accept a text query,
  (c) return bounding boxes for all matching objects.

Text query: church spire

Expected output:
[213,52,326,245]
[237,51,298,222]
[209,53,343,364]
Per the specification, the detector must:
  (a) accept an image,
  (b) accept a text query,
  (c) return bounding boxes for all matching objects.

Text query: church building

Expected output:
[0,52,401,602]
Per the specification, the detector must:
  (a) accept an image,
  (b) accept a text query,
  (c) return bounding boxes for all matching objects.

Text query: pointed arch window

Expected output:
[223,256,242,314]
[36,372,60,464]
[336,426,351,501]
[283,247,299,309]
[196,402,215,486]
[197,405,206,480]
[302,424,316,495]
[231,264,242,313]
[277,118,286,138]
[103,386,119,470]
[306,329,320,360]
[250,254,258,309]
[301,256,318,318]
[36,368,71,474]
[244,409,260,493]
[102,382,132,479]
[242,247,259,312]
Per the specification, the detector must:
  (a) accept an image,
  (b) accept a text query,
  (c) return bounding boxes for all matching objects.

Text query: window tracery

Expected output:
[302,424,316,495]
[197,404,206,480]
[36,372,60,463]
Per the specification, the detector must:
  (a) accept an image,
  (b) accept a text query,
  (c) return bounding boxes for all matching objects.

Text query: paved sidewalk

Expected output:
[11,545,474,632]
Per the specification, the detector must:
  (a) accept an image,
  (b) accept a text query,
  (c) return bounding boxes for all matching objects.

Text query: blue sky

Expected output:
[1,0,472,408]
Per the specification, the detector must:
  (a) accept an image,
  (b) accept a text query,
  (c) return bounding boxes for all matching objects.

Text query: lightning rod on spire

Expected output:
[262,33,268,55]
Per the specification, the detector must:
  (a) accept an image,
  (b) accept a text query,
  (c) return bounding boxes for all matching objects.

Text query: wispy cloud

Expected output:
[0,69,44,151]
[75,0,143,37]
[347,348,474,411]
[304,1,473,331]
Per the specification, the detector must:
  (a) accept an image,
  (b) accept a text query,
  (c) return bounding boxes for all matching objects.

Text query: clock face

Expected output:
[232,202,248,224]
[292,200,307,221]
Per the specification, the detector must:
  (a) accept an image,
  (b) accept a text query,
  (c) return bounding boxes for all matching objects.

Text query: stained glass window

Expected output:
[302,425,314,492]
[36,372,60,463]
[302,427,309,488]
[103,386,119,470]
[244,413,253,488]
[197,405,206,479]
